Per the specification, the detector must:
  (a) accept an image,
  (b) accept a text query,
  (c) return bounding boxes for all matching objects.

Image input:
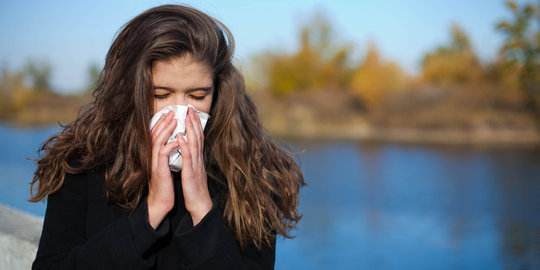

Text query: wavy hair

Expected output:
[29,5,304,248]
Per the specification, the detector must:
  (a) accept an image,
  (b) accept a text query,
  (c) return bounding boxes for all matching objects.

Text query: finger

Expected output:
[184,109,200,160]
[189,107,204,149]
[152,111,175,143]
[177,133,192,169]
[150,111,168,136]
[151,111,175,137]
[153,141,178,176]
[150,113,166,134]
[152,110,175,137]
[153,114,177,148]
[152,115,177,166]
[159,140,179,163]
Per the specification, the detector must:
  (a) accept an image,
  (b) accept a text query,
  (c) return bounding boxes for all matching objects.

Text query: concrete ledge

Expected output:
[0,204,43,270]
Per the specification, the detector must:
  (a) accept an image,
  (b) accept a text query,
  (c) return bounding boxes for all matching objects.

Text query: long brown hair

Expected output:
[29,5,304,248]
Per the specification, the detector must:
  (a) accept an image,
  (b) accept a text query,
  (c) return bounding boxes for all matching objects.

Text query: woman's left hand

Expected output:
[177,107,213,226]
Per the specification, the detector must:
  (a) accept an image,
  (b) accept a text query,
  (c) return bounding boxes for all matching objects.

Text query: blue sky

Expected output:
[0,0,532,93]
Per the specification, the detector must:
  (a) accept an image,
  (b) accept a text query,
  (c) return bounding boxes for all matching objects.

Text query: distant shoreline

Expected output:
[252,90,540,147]
[271,125,540,146]
[3,90,540,147]
[3,120,540,147]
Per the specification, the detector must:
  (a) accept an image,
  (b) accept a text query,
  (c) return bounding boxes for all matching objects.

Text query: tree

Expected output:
[496,1,540,110]
[450,24,472,52]
[263,12,353,96]
[24,59,52,93]
[422,24,483,86]
[85,62,101,94]
[0,64,31,116]
[350,44,404,109]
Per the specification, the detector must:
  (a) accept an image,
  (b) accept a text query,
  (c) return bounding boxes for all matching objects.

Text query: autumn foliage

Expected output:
[261,14,353,96]
[252,1,540,134]
[1,1,538,134]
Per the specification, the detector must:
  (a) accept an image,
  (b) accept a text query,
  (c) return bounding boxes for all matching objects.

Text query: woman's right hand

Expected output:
[147,111,179,229]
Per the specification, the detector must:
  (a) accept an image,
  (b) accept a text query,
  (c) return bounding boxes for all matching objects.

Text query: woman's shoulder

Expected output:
[59,158,106,198]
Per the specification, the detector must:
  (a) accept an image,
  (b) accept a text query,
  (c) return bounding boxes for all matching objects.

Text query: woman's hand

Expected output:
[178,107,213,226]
[147,111,178,229]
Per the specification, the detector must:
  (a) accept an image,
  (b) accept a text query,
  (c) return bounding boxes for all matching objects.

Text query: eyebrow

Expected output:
[154,86,213,92]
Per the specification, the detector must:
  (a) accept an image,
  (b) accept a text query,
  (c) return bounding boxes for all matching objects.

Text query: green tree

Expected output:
[496,0,540,110]
[0,65,17,115]
[450,24,472,51]
[24,59,52,93]
[85,62,101,94]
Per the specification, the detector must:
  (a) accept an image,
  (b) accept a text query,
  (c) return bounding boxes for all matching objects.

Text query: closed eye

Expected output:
[153,86,172,99]
[154,93,170,99]
[187,87,213,101]
[188,94,206,100]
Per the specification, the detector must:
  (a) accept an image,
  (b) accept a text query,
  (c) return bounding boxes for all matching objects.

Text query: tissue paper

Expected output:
[149,105,210,171]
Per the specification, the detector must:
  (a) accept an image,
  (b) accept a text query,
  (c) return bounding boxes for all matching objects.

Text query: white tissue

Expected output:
[149,105,210,172]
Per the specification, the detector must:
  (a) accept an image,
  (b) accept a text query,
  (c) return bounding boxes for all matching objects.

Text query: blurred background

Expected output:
[1,0,539,269]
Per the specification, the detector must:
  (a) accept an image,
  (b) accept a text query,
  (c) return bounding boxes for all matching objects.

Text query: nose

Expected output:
[173,95,187,106]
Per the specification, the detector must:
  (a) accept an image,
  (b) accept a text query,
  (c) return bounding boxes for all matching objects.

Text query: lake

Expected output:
[1,124,539,269]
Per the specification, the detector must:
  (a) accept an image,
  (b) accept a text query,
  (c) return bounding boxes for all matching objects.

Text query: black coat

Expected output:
[32,165,275,269]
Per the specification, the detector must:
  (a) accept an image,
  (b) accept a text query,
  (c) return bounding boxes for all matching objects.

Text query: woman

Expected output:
[29,5,304,270]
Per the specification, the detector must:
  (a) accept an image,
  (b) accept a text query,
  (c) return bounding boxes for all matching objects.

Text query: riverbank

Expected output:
[3,90,540,146]
[254,90,540,146]
[0,204,42,270]
[0,93,91,127]
[270,124,540,146]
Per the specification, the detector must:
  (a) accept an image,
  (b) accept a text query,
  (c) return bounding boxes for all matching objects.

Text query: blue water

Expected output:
[1,125,539,269]
[0,124,60,216]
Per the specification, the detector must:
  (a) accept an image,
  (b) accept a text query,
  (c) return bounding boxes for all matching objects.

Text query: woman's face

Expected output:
[151,55,214,115]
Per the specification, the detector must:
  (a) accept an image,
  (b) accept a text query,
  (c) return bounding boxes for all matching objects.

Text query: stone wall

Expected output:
[0,204,43,270]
